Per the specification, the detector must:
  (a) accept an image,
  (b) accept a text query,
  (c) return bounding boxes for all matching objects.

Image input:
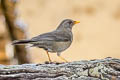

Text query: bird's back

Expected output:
[31,29,73,53]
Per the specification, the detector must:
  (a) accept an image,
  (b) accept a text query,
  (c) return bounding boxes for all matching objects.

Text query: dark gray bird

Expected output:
[12,19,80,62]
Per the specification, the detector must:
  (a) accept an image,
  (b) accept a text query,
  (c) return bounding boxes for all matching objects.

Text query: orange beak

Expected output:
[74,21,80,24]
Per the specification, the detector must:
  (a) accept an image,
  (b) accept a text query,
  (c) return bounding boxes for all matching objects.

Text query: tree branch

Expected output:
[0,57,120,80]
[1,0,30,64]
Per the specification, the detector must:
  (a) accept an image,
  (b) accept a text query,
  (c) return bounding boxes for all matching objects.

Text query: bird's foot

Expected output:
[44,61,65,64]
[45,61,53,64]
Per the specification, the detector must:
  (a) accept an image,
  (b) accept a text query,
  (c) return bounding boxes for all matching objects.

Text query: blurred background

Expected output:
[0,0,120,65]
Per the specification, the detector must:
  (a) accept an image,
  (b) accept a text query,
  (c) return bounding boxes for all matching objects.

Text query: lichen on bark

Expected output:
[0,57,120,80]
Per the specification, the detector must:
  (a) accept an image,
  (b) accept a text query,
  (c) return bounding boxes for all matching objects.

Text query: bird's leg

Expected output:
[46,51,52,62]
[57,52,68,62]
[59,56,68,62]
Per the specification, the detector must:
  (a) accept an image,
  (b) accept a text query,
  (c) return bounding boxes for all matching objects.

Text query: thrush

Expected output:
[12,19,80,62]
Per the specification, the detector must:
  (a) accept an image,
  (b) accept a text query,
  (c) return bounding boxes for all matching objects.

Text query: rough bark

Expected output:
[0,57,120,80]
[1,0,30,64]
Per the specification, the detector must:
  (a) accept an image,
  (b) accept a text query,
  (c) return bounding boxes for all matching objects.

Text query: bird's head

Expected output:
[57,19,80,30]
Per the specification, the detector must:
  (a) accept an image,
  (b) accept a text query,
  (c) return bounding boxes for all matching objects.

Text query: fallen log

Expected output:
[0,57,120,80]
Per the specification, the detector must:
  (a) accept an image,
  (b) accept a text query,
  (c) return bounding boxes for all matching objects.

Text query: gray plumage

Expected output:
[12,19,80,61]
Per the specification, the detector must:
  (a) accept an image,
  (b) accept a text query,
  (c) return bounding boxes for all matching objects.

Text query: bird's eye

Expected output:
[68,21,72,24]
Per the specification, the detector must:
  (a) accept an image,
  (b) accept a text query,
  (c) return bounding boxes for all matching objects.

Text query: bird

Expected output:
[12,19,80,62]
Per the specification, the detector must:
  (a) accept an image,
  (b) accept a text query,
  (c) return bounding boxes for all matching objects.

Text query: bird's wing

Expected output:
[31,30,72,42]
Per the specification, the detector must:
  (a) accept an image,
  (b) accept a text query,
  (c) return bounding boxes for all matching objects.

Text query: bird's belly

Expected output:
[51,41,71,52]
[36,41,72,53]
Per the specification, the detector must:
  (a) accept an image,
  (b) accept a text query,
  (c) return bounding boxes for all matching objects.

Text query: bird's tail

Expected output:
[12,40,32,45]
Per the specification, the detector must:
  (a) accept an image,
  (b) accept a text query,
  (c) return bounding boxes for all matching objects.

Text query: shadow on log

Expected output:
[0,57,120,80]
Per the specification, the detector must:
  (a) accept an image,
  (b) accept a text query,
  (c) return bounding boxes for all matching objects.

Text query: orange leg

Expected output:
[46,51,52,62]
[58,56,68,62]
